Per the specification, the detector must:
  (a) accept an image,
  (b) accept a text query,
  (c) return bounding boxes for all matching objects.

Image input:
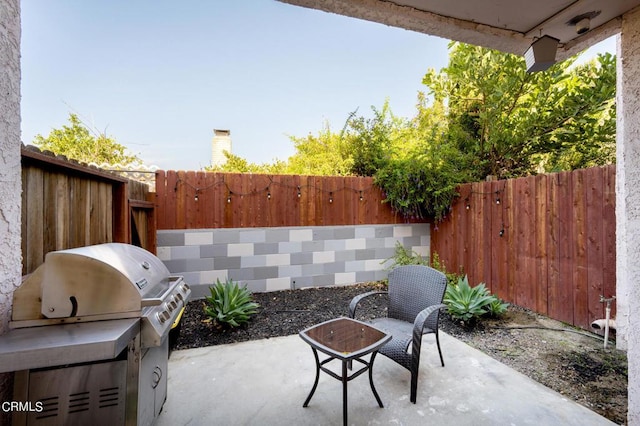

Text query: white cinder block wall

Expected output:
[157,224,430,299]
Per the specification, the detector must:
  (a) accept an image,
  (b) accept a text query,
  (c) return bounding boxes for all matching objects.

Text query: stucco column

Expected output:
[0,0,21,416]
[618,7,640,425]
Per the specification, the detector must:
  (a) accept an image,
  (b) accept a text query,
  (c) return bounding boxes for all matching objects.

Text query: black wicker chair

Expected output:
[348,265,447,403]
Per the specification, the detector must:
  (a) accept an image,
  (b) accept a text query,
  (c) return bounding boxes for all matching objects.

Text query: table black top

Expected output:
[299,317,391,361]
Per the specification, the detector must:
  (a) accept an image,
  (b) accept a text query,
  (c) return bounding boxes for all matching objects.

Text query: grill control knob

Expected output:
[157,311,171,323]
[165,302,174,313]
[175,293,184,302]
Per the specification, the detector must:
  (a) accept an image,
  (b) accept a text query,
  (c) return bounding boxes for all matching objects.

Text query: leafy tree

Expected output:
[286,122,354,176]
[205,151,288,174]
[32,113,141,166]
[421,43,616,179]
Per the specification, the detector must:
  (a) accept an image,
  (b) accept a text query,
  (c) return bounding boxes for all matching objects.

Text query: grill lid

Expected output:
[40,243,172,319]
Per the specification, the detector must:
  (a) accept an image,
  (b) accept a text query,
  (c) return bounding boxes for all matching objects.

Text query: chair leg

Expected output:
[410,369,418,404]
[436,332,445,367]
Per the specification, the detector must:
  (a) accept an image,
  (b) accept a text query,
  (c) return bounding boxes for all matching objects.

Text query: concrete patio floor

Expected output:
[157,331,615,426]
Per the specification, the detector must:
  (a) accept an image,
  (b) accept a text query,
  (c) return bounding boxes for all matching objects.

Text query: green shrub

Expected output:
[430,252,463,287]
[444,275,507,324]
[485,297,510,318]
[384,241,430,270]
[204,278,259,327]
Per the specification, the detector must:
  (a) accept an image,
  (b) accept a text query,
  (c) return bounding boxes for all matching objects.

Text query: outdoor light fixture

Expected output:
[524,35,559,73]
[267,187,271,200]
[329,192,333,203]
[297,186,301,198]
[567,11,600,35]
[359,191,363,201]
[194,189,199,202]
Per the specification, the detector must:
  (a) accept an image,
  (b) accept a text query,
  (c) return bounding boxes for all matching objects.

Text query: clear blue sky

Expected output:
[20,1,616,171]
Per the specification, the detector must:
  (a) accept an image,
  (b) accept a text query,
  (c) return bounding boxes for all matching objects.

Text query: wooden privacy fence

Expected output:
[431,165,616,331]
[155,171,419,229]
[21,146,156,275]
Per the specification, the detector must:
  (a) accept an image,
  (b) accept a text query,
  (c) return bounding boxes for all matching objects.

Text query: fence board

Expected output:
[156,172,420,229]
[432,165,615,331]
[22,147,155,275]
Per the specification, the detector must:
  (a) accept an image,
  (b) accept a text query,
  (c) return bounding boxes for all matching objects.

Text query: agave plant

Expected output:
[204,278,260,327]
[443,275,496,323]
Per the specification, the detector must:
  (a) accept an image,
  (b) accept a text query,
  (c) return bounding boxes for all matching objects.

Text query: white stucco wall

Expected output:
[618,7,640,425]
[0,0,21,414]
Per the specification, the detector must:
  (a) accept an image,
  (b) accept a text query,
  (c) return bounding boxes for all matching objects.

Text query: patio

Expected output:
[157,331,614,425]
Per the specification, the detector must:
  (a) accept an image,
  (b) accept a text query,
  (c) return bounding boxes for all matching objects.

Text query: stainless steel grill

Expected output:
[0,243,191,426]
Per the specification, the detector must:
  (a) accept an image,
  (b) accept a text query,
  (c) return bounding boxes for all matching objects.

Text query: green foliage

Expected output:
[206,151,288,174]
[385,241,430,270]
[430,252,462,287]
[485,297,510,318]
[203,278,259,328]
[421,44,616,180]
[33,113,141,166]
[444,275,508,323]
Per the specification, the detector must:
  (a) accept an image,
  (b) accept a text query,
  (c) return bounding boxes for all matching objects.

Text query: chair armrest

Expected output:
[411,303,447,354]
[348,291,388,318]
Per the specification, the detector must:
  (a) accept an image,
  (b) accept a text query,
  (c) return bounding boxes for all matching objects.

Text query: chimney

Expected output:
[212,129,232,167]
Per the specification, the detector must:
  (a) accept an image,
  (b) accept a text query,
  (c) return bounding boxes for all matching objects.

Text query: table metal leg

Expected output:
[342,360,348,426]
[368,351,384,408]
[303,348,320,407]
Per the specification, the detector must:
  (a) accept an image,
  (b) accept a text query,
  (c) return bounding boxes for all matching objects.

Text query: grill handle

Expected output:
[140,278,182,307]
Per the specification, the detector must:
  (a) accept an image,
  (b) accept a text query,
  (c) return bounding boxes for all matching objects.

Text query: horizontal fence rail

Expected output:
[155,171,421,229]
[431,165,616,331]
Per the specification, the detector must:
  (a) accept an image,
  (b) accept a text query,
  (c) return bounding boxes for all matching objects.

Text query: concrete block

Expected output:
[156,246,171,261]
[312,228,334,240]
[355,226,376,238]
[278,241,302,254]
[228,243,254,257]
[162,259,187,273]
[266,277,290,292]
[170,246,200,260]
[200,244,227,258]
[290,228,313,242]
[365,259,385,271]
[215,256,241,269]
[393,225,413,238]
[355,248,376,260]
[291,252,313,265]
[313,251,335,264]
[241,255,266,268]
[266,253,291,266]
[279,265,303,278]
[240,230,266,243]
[157,231,185,247]
[324,239,346,251]
[255,242,279,255]
[186,258,215,271]
[334,250,356,262]
[212,230,240,244]
[335,272,357,285]
[228,268,254,281]
[265,228,290,243]
[200,269,228,285]
[301,240,324,252]
[345,260,366,273]
[345,238,366,250]
[334,227,355,240]
[375,226,394,238]
[323,261,346,274]
[185,231,213,246]
[313,274,335,287]
[254,266,279,280]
